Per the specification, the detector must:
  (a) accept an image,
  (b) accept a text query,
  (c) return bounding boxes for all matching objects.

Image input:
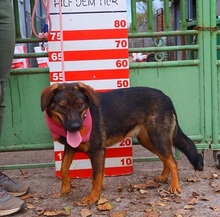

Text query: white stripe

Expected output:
[48,59,129,72]
[48,39,128,51]
[55,157,133,171]
[49,13,128,30]
[54,138,132,151]
[49,2,127,16]
[50,79,130,90]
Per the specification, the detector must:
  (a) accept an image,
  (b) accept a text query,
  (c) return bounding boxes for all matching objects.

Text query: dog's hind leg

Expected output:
[82,148,106,204]
[137,125,180,194]
[60,145,75,195]
[155,155,180,194]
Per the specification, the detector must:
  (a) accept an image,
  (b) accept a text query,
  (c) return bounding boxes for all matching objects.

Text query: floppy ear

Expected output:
[77,82,100,107]
[41,83,60,111]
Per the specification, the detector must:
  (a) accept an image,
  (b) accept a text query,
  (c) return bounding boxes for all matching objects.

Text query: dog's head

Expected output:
[41,82,99,133]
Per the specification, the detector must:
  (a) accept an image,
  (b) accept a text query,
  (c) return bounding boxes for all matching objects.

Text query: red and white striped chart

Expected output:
[48,0,133,178]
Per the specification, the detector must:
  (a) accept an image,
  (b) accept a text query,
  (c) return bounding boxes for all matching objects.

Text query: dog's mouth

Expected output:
[66,131,82,148]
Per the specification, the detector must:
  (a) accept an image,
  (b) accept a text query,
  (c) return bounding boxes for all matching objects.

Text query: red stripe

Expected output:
[54,147,133,161]
[63,29,128,41]
[64,69,129,81]
[48,49,129,62]
[65,49,129,61]
[50,69,129,82]
[55,166,133,178]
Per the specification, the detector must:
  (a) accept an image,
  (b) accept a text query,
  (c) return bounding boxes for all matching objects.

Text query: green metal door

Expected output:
[129,0,220,163]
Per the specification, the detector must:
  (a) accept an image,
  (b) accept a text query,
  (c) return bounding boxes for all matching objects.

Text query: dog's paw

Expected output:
[154,175,168,183]
[81,195,98,205]
[168,185,181,194]
[61,184,71,195]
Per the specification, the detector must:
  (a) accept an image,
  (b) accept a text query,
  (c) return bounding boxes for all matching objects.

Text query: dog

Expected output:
[41,82,204,204]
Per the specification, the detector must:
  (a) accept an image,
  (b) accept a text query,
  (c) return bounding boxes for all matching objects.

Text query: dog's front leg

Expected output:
[60,145,75,195]
[82,148,106,204]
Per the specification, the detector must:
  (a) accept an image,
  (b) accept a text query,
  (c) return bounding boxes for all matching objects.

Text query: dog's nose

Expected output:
[69,122,81,131]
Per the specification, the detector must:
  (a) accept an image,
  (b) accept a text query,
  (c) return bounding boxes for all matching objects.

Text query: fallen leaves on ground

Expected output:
[75,201,88,206]
[209,180,220,192]
[97,197,114,211]
[80,208,92,217]
[144,210,160,217]
[42,209,70,216]
[50,192,61,199]
[26,203,36,210]
[110,210,127,217]
[187,197,198,205]
[183,204,194,210]
[21,193,36,200]
[210,205,219,211]
[183,176,200,183]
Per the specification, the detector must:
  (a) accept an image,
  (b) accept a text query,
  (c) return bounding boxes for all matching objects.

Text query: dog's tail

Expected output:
[173,124,204,171]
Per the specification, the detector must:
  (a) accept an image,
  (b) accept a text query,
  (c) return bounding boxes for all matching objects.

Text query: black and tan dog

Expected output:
[41,82,203,204]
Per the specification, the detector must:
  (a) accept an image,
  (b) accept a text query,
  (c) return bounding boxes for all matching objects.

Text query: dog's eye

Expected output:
[78,103,84,110]
[58,105,66,110]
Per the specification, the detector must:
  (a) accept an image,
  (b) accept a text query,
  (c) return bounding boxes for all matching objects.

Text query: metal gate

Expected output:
[129,0,220,165]
[1,0,220,169]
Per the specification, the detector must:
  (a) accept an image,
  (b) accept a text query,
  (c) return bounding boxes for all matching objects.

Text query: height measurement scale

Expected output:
[48,0,133,178]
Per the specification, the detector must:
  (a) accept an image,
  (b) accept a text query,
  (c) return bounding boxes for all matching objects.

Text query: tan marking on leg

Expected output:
[60,145,75,195]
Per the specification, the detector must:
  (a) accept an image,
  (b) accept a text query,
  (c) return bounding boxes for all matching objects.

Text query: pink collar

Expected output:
[44,109,92,148]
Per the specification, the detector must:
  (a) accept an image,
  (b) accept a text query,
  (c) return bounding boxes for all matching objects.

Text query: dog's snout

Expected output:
[69,122,81,131]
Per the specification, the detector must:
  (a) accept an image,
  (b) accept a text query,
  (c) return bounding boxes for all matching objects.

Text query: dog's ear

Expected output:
[41,83,60,111]
[77,82,100,107]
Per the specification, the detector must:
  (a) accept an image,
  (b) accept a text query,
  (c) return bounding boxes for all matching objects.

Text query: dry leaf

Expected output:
[173,197,182,204]
[140,189,148,194]
[214,185,220,192]
[35,207,44,215]
[162,197,171,202]
[184,176,200,183]
[192,191,200,198]
[157,201,166,207]
[51,192,61,199]
[213,173,218,178]
[26,203,36,209]
[133,183,147,190]
[202,174,214,180]
[146,180,160,189]
[209,181,220,192]
[172,208,186,217]
[80,209,92,217]
[200,196,210,201]
[144,210,159,217]
[184,205,194,210]
[97,201,114,211]
[110,210,127,217]
[116,197,122,202]
[75,201,88,206]
[63,206,71,215]
[98,196,109,205]
[43,210,68,216]
[210,205,218,211]
[158,189,170,197]
[187,197,198,205]
[21,193,35,200]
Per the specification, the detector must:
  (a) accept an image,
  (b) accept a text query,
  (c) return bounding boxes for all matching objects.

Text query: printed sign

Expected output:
[11,45,29,69]
[48,0,132,178]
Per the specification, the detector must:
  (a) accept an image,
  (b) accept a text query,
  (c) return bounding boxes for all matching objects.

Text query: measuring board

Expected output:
[48,0,133,178]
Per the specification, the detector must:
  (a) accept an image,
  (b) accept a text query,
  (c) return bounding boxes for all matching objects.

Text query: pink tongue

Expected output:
[67,131,82,148]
